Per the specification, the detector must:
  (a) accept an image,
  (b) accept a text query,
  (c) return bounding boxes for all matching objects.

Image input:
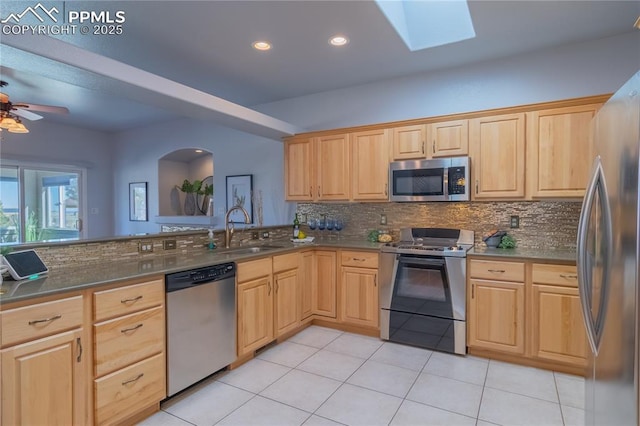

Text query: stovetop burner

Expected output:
[381,228,474,258]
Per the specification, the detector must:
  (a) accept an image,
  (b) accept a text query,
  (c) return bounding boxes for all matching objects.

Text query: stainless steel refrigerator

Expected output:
[577,70,639,426]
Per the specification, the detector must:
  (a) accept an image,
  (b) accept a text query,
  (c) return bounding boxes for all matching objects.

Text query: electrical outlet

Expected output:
[510,215,520,228]
[262,231,270,239]
[299,213,307,224]
[138,241,154,253]
[252,231,259,240]
[380,214,387,225]
[163,239,176,250]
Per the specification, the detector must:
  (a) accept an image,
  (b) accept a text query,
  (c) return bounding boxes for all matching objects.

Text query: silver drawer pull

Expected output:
[487,269,505,273]
[121,295,143,304]
[121,323,143,334]
[353,258,366,262]
[121,373,144,386]
[559,274,578,280]
[28,314,62,325]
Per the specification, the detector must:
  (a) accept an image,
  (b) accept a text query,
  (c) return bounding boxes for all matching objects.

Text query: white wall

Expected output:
[112,119,295,236]
[256,32,640,130]
[0,120,114,238]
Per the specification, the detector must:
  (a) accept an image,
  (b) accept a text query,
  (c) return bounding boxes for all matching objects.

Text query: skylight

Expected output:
[375,0,476,51]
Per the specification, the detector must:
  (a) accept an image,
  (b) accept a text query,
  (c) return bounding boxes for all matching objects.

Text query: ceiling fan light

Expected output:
[0,117,18,129]
[8,122,28,133]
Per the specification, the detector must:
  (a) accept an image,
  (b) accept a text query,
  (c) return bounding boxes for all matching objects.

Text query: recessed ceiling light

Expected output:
[329,35,349,46]
[195,149,203,153]
[252,41,272,51]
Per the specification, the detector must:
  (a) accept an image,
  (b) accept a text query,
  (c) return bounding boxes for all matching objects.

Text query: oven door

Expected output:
[390,255,453,318]
[382,254,466,354]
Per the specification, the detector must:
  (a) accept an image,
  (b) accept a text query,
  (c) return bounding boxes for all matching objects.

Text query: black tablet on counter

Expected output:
[2,249,49,280]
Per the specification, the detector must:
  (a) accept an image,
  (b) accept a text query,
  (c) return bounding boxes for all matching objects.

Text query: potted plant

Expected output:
[178,179,202,215]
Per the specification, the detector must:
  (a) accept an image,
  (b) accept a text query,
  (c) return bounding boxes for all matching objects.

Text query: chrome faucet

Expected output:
[224,206,251,248]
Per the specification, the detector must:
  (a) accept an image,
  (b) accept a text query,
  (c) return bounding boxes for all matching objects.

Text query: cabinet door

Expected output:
[351,129,390,200]
[300,251,314,320]
[340,267,379,328]
[391,125,426,160]
[428,119,469,157]
[527,104,600,198]
[274,269,300,337]
[1,329,86,426]
[237,276,274,356]
[470,113,525,199]
[468,279,525,354]
[313,250,337,318]
[316,134,350,200]
[531,284,587,366]
[284,137,314,201]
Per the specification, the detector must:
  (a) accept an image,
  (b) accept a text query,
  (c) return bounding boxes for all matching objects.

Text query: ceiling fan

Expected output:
[0,80,69,134]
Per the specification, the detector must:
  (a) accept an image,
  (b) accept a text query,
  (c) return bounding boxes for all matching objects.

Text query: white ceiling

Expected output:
[0,0,638,133]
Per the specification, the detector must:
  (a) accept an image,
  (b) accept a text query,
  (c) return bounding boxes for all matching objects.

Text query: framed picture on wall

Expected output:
[225,175,253,223]
[129,182,148,221]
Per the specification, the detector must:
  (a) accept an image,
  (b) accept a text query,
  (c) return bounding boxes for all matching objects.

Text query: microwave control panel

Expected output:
[448,167,467,195]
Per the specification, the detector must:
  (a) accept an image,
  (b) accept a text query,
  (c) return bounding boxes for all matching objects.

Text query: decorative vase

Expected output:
[184,193,196,215]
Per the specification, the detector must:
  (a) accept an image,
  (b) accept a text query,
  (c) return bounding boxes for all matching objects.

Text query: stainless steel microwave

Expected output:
[389,157,470,202]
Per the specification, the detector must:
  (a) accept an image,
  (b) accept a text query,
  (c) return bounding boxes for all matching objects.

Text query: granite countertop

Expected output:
[0,239,382,305]
[468,247,577,263]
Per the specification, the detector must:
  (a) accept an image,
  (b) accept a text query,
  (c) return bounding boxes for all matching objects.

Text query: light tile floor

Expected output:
[139,326,585,426]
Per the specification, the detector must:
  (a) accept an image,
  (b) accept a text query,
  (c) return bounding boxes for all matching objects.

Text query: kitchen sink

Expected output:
[219,245,285,255]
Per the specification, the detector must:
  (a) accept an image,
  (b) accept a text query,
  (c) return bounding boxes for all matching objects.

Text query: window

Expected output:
[0,164,85,244]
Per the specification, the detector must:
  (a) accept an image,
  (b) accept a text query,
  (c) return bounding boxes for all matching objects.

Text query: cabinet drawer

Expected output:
[340,251,379,268]
[273,252,299,273]
[238,257,272,283]
[469,259,525,282]
[1,296,83,347]
[94,306,164,377]
[532,264,578,287]
[94,278,164,322]
[94,353,165,426]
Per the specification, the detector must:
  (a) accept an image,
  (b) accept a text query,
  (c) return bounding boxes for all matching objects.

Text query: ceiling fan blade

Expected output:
[13,108,43,121]
[13,103,69,114]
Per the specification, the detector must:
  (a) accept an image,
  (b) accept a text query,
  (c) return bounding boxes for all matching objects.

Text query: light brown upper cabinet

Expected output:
[391,124,426,160]
[284,137,314,201]
[351,129,391,200]
[316,134,351,201]
[470,113,526,200]
[527,104,601,198]
[427,119,469,158]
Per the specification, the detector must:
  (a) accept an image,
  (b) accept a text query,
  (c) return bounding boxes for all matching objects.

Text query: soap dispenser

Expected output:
[208,229,216,250]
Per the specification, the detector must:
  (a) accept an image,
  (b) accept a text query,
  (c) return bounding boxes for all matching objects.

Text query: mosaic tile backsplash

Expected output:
[24,201,580,270]
[296,201,581,250]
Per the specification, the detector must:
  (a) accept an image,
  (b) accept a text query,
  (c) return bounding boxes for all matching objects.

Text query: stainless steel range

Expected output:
[379,228,474,355]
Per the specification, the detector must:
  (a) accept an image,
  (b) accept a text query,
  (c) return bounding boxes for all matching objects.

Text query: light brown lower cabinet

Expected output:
[468,278,525,354]
[467,258,586,373]
[92,277,166,426]
[299,250,314,320]
[313,250,337,318]
[530,264,587,366]
[339,250,379,329]
[237,259,274,356]
[1,328,86,426]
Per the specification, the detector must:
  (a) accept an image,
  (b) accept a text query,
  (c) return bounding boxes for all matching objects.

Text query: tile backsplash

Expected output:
[296,201,581,250]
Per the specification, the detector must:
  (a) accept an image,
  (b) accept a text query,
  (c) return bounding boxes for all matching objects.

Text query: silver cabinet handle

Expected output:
[121,295,143,304]
[475,179,479,194]
[432,140,435,154]
[487,269,505,273]
[352,258,367,262]
[384,183,388,196]
[374,274,377,287]
[268,281,272,296]
[421,141,425,154]
[28,314,62,325]
[76,337,83,363]
[559,274,578,280]
[309,186,312,197]
[121,323,143,334]
[122,373,144,386]
[317,186,321,198]
[471,283,475,299]
[275,281,279,293]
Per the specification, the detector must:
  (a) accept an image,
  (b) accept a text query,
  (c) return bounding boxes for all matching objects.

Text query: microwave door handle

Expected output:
[443,167,449,198]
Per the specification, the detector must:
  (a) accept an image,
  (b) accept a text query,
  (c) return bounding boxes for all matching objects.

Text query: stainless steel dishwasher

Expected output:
[165,262,236,397]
